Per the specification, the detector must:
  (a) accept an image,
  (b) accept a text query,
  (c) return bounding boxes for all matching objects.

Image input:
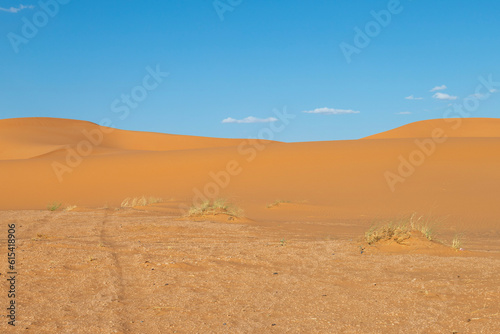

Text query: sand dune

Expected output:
[1,117,499,232]
[364,117,500,139]
[0,117,255,160]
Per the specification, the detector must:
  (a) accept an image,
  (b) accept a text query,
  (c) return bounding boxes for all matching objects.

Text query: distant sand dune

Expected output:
[363,118,500,139]
[0,117,262,160]
[1,117,499,232]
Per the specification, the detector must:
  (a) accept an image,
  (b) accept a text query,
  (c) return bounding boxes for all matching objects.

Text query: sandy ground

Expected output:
[1,117,500,332]
[0,208,499,333]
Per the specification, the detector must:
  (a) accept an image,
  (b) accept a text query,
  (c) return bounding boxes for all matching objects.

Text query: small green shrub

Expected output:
[47,202,61,211]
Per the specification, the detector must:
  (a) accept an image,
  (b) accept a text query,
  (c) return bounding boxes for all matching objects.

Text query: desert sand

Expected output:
[1,117,499,333]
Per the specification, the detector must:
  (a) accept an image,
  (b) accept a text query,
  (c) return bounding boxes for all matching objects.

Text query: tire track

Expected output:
[97,210,129,333]
[97,210,164,333]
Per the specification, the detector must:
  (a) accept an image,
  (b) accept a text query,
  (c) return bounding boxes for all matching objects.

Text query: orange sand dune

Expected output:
[1,117,499,233]
[364,117,500,139]
[0,117,257,160]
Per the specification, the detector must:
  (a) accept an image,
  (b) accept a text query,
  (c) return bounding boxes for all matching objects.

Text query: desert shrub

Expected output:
[47,202,61,211]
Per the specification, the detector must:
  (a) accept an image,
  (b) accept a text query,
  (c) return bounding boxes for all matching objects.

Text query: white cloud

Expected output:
[302,107,360,115]
[405,95,423,100]
[430,85,447,92]
[490,89,498,93]
[0,4,34,13]
[395,111,412,115]
[433,92,458,100]
[221,116,278,124]
[469,93,486,99]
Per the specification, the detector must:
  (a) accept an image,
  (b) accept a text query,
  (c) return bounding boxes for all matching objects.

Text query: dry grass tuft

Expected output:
[121,196,163,208]
[365,213,436,245]
[188,198,242,217]
[64,205,77,212]
[267,200,291,208]
[452,234,463,250]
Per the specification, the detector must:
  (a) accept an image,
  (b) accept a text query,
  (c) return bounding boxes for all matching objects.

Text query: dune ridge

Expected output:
[363,118,500,139]
[0,117,264,160]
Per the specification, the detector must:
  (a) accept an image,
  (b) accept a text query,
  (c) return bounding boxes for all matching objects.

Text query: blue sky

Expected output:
[1,0,499,142]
